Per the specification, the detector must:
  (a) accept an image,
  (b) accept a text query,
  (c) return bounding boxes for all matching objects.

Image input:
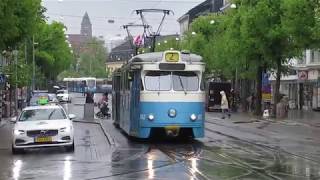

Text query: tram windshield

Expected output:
[87,80,96,88]
[144,71,171,91]
[144,71,199,91]
[172,71,199,91]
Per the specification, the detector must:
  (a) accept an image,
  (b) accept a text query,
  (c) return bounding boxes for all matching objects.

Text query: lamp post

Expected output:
[13,50,18,115]
[32,36,38,91]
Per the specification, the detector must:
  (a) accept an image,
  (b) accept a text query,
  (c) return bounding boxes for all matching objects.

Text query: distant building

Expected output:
[177,0,234,35]
[269,50,320,110]
[106,41,134,76]
[67,12,92,56]
[80,12,92,38]
[106,34,180,76]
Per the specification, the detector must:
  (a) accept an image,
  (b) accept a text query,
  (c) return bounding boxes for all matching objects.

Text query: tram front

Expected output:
[138,51,205,138]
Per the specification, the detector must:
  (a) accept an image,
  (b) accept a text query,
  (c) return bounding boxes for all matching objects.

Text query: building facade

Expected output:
[271,50,320,110]
[106,41,134,76]
[177,0,226,35]
[67,12,92,57]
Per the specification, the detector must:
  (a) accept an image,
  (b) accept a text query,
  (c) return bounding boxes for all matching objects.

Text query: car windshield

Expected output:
[19,108,67,121]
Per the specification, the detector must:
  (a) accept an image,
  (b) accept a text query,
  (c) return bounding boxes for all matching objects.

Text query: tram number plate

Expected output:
[35,136,52,143]
[165,126,180,130]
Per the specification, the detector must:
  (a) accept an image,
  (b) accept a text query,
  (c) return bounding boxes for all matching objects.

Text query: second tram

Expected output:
[112,51,205,138]
[63,77,97,93]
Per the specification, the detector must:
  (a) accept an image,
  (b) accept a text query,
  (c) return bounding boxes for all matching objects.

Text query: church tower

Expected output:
[81,12,92,37]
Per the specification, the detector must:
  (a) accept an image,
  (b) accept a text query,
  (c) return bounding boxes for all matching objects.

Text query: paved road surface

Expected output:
[0,93,319,179]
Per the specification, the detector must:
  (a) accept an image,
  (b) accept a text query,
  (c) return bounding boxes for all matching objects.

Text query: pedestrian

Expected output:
[85,92,94,104]
[250,93,255,112]
[220,91,231,119]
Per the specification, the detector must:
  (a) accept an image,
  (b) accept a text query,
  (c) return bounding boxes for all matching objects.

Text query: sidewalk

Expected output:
[0,118,9,128]
[207,109,320,127]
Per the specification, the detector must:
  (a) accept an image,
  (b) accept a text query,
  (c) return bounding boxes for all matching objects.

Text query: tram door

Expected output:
[130,71,141,135]
[112,73,121,126]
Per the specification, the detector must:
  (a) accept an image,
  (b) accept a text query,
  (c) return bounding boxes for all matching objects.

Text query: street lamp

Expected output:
[210,20,215,24]
[191,32,196,36]
[230,3,237,9]
[32,36,38,91]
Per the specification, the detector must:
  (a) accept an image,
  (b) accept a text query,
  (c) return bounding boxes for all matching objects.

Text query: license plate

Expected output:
[35,136,52,143]
[165,126,180,131]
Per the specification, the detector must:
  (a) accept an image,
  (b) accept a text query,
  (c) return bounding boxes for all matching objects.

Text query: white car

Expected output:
[11,104,76,154]
[56,90,71,103]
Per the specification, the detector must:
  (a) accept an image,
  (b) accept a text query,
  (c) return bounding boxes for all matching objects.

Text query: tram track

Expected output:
[204,124,320,179]
[205,120,320,164]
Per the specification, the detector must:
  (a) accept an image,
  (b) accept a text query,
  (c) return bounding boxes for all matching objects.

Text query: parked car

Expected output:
[48,93,59,103]
[28,91,49,106]
[11,104,76,154]
[56,90,71,103]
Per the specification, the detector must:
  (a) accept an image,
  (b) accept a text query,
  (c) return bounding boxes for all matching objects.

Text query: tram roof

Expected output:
[128,51,202,64]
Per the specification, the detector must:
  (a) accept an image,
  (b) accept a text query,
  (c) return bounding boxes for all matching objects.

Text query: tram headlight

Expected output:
[168,109,177,118]
[190,114,197,121]
[148,114,155,121]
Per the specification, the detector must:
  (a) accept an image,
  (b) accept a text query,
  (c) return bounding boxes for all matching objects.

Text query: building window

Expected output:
[311,51,315,63]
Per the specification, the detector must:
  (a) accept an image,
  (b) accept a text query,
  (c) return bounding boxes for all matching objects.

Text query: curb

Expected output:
[0,119,9,128]
[98,119,116,147]
[73,119,116,147]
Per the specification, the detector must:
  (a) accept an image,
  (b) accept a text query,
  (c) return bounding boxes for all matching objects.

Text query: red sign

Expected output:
[298,71,308,80]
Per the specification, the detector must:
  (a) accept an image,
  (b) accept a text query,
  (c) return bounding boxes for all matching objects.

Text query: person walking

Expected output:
[220,91,231,119]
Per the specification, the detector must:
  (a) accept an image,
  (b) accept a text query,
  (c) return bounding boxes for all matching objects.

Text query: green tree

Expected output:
[0,0,44,50]
[35,21,73,82]
[77,38,108,78]
[186,0,320,116]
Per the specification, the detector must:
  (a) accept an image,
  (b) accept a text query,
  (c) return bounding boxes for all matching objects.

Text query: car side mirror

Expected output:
[10,117,17,123]
[69,114,76,120]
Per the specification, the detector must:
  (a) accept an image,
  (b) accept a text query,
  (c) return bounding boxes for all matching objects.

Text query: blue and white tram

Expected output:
[63,77,96,93]
[112,51,205,138]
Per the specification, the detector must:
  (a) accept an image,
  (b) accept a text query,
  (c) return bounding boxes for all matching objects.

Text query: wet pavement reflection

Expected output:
[0,93,319,179]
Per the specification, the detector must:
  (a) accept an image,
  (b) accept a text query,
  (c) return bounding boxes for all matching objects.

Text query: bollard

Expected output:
[263,109,270,119]
[84,103,94,120]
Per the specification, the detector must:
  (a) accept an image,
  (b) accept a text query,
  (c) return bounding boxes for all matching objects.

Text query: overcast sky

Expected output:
[42,0,203,42]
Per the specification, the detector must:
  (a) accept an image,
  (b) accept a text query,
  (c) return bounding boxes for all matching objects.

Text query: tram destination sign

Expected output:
[159,63,185,70]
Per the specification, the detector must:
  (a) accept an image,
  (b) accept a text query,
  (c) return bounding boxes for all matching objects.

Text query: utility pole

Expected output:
[32,36,38,91]
[13,50,18,116]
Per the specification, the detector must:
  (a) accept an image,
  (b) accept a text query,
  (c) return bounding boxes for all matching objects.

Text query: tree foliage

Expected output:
[185,0,320,115]
[0,0,44,50]
[59,37,108,79]
[35,21,73,81]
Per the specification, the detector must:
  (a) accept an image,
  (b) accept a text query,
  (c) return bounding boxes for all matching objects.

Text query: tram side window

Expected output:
[172,71,199,91]
[144,71,171,91]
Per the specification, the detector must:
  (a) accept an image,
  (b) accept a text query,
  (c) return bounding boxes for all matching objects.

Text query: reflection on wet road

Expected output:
[0,93,319,179]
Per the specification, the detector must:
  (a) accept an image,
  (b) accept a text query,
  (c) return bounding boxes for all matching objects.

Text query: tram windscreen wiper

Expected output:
[178,75,187,95]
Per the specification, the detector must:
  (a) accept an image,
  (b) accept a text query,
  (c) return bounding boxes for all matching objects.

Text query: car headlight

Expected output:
[60,126,71,132]
[14,130,25,136]
[190,114,197,121]
[148,114,155,121]
[168,109,177,118]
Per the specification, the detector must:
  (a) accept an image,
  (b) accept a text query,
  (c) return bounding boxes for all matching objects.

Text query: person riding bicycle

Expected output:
[98,92,109,117]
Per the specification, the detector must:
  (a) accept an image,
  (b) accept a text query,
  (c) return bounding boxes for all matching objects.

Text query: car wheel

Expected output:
[65,142,75,152]
[12,145,24,154]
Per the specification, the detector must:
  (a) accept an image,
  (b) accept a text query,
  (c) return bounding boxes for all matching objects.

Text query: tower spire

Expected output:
[81,11,92,37]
